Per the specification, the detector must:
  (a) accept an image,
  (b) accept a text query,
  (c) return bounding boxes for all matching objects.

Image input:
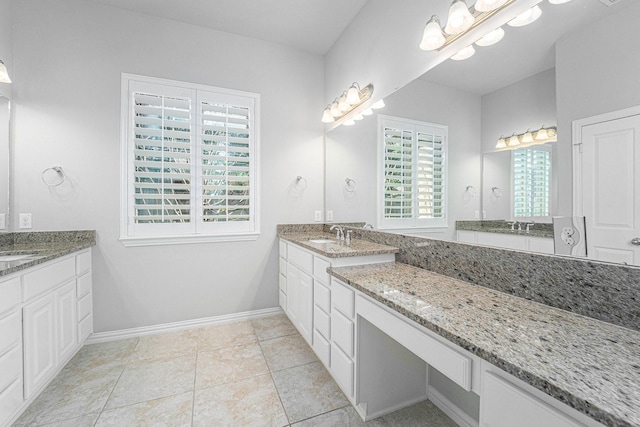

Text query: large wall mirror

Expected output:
[0,95,9,232]
[325,0,640,262]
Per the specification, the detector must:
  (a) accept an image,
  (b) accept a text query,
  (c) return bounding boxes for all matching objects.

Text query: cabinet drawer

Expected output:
[23,257,75,302]
[314,306,330,339]
[279,290,286,311]
[0,346,22,393]
[279,273,287,294]
[78,313,93,343]
[314,282,330,313]
[76,273,92,298]
[279,257,287,277]
[287,244,313,274]
[331,309,354,357]
[0,311,21,356]
[78,292,93,321]
[481,371,581,427]
[0,376,23,427]
[331,344,354,397]
[313,330,331,368]
[313,256,331,284]
[76,250,91,275]
[279,240,287,259]
[331,279,354,318]
[0,277,20,316]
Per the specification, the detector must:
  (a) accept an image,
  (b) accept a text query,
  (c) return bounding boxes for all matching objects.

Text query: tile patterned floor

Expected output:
[13,314,457,426]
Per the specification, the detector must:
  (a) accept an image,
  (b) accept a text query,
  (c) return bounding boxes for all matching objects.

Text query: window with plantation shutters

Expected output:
[120,74,260,246]
[378,116,447,229]
[512,147,551,218]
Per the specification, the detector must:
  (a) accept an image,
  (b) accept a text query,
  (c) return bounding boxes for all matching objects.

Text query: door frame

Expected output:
[572,105,640,216]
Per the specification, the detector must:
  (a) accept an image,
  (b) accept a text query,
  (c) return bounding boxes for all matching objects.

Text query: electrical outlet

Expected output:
[314,210,322,222]
[19,213,32,229]
[326,210,334,221]
[0,213,5,230]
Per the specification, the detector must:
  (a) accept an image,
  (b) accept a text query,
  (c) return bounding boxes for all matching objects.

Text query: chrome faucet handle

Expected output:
[526,223,535,234]
[345,230,352,245]
[517,222,522,232]
[507,221,516,231]
[362,223,374,230]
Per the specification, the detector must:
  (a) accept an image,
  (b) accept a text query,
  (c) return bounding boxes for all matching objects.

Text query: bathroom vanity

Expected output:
[0,231,95,426]
[278,225,639,427]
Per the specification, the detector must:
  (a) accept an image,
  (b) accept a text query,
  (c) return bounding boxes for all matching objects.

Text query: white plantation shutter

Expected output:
[121,75,259,244]
[513,147,551,218]
[379,116,447,229]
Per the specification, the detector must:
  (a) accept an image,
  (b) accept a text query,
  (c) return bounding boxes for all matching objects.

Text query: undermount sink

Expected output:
[308,239,336,244]
[0,254,33,262]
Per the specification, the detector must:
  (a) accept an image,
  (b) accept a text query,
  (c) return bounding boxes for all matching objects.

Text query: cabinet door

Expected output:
[286,263,313,344]
[56,281,78,363]
[23,292,57,399]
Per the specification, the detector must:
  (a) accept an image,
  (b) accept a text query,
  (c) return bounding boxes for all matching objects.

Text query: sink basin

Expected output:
[308,239,336,244]
[0,254,32,262]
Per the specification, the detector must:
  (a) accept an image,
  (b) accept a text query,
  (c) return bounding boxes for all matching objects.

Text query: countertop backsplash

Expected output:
[280,225,640,333]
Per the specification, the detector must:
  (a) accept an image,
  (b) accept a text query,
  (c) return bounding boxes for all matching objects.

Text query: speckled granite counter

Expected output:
[278,231,398,258]
[329,262,640,427]
[456,220,554,238]
[0,230,96,277]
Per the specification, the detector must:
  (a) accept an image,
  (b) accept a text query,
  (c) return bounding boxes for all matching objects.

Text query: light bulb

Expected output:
[347,84,361,104]
[475,27,504,47]
[338,94,350,112]
[496,136,507,149]
[535,126,549,140]
[451,45,475,60]
[474,0,508,12]
[353,113,364,121]
[508,133,520,146]
[343,119,356,126]
[420,16,446,51]
[330,101,341,117]
[508,5,542,27]
[371,99,385,109]
[522,129,533,143]
[321,108,335,123]
[444,0,475,35]
[362,108,374,116]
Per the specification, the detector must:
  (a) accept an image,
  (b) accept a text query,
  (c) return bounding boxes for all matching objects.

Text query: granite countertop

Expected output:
[329,262,639,427]
[0,231,96,277]
[456,220,554,238]
[279,232,398,258]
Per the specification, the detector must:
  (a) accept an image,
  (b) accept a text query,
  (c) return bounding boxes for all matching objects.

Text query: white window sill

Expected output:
[120,232,260,247]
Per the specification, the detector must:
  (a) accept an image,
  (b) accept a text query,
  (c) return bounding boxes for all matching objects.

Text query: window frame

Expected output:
[511,145,552,223]
[119,73,260,247]
[376,115,448,230]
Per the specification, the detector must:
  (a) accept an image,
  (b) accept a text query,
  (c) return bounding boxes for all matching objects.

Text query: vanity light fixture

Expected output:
[451,45,476,60]
[371,99,385,109]
[444,0,475,35]
[548,0,572,4]
[475,27,505,47]
[496,125,557,149]
[475,0,509,12]
[420,16,446,51]
[507,5,542,27]
[321,82,374,124]
[0,60,11,84]
[362,108,374,116]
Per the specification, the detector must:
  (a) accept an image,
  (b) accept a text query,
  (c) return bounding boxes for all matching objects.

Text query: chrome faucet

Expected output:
[362,223,374,230]
[507,221,517,232]
[526,223,535,234]
[330,225,345,241]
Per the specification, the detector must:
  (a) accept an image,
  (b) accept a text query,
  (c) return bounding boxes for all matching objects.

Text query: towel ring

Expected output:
[41,166,66,187]
[491,186,502,198]
[294,176,308,191]
[344,178,357,193]
[465,185,477,197]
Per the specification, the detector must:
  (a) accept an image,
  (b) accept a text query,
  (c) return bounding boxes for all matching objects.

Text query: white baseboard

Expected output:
[428,387,479,427]
[85,307,284,344]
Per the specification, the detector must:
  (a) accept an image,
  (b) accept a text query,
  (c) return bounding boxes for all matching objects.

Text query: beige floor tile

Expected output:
[95,392,193,427]
[272,361,349,423]
[104,354,196,410]
[292,405,389,426]
[192,374,288,427]
[37,413,100,427]
[251,314,297,341]
[195,341,269,389]
[260,333,317,371]
[130,329,198,363]
[382,400,457,426]
[13,364,123,426]
[196,321,257,351]
[63,338,138,374]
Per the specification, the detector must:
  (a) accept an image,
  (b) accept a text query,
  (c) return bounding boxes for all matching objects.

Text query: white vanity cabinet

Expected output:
[457,230,554,254]
[329,279,356,399]
[1,248,93,426]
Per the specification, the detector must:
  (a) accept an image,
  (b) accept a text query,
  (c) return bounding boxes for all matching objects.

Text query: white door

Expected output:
[575,112,640,265]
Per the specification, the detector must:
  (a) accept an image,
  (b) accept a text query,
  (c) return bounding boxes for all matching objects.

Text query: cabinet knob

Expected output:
[631,238,640,246]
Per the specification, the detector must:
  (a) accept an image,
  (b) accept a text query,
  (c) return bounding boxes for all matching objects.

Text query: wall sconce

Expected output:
[0,60,12,84]
[322,82,374,124]
[496,125,557,150]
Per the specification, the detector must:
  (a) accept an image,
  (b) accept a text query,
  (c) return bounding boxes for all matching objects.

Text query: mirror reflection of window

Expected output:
[512,146,551,218]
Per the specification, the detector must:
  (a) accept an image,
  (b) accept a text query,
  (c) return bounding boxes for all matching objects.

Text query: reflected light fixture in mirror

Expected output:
[451,45,475,60]
[508,133,520,146]
[496,135,507,148]
[508,5,542,27]
[496,126,557,149]
[322,82,373,124]
[475,27,505,47]
[0,61,11,84]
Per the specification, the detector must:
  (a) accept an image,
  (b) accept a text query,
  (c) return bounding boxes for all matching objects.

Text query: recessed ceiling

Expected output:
[87,0,368,55]
[419,0,634,95]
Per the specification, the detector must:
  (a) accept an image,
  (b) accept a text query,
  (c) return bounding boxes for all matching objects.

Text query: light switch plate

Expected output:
[19,213,32,229]
[326,210,334,221]
[314,210,322,222]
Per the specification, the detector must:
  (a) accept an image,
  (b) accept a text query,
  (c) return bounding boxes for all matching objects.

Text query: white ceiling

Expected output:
[88,0,368,55]
[88,0,633,95]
